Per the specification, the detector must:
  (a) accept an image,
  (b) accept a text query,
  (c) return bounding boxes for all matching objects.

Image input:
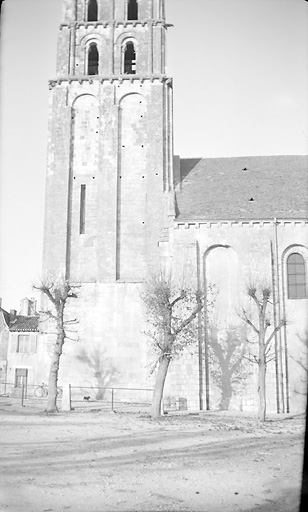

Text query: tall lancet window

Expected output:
[127,0,138,20]
[87,0,98,21]
[124,42,136,74]
[287,253,307,299]
[88,43,99,75]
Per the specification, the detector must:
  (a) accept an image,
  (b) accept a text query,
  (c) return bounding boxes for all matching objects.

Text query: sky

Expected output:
[0,0,307,310]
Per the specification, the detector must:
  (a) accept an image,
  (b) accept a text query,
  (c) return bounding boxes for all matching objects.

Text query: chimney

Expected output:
[10,309,17,322]
[29,298,37,315]
[20,298,29,316]
[19,297,38,316]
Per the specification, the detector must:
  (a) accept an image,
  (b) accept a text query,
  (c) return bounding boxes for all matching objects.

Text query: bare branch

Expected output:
[241,309,259,335]
[173,302,203,336]
[245,337,258,345]
[266,355,276,363]
[265,319,287,349]
[170,291,186,309]
[34,283,57,306]
[64,335,79,342]
[64,318,79,325]
[290,354,308,374]
[243,354,258,364]
[39,310,58,321]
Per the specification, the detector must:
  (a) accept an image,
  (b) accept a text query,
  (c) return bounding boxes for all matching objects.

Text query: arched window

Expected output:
[87,0,98,21]
[287,253,307,299]
[124,42,136,74]
[127,0,138,20]
[88,43,99,75]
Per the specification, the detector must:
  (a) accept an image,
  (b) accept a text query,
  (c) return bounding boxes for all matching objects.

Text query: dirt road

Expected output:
[0,401,305,512]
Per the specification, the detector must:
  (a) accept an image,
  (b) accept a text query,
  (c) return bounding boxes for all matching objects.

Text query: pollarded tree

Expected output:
[34,275,78,413]
[241,284,286,422]
[142,272,206,419]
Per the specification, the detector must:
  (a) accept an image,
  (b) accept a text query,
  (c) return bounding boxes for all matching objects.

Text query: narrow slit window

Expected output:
[128,0,138,20]
[88,43,99,75]
[87,0,98,21]
[124,42,136,74]
[80,185,86,234]
[287,253,307,299]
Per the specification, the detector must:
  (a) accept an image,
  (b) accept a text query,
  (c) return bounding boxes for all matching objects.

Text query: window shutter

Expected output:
[10,334,18,352]
[30,334,37,353]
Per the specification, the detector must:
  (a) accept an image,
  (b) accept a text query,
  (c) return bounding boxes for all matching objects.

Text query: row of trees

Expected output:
[142,276,287,421]
[36,273,287,421]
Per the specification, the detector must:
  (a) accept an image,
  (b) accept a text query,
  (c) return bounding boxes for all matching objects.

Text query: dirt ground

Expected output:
[0,398,305,512]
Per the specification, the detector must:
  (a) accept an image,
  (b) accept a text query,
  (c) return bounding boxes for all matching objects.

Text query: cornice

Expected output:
[48,75,173,89]
[174,219,308,229]
[59,20,169,30]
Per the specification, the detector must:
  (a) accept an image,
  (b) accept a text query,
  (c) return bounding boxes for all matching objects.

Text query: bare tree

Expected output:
[209,324,248,410]
[142,272,205,419]
[241,284,286,422]
[34,275,78,413]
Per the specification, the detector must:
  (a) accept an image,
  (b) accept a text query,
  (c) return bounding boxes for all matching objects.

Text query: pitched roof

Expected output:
[0,308,10,327]
[175,155,308,221]
[9,316,39,332]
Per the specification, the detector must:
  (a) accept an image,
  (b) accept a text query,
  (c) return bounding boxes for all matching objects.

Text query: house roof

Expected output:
[175,155,308,221]
[9,316,39,332]
[0,308,10,327]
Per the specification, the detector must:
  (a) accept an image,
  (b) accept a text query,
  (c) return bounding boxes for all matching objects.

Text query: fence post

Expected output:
[61,383,72,411]
[111,388,114,411]
[21,377,25,407]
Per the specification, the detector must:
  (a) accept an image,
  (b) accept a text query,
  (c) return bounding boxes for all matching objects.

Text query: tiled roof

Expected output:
[175,155,308,221]
[9,316,39,332]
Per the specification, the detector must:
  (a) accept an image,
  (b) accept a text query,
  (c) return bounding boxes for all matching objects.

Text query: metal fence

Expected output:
[70,385,153,412]
[0,382,154,413]
[0,382,61,399]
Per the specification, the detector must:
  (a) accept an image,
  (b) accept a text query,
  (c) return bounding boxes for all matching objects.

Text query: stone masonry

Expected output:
[35,0,308,414]
[42,0,174,392]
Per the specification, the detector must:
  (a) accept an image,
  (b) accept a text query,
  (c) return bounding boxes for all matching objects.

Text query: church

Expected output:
[3,0,308,414]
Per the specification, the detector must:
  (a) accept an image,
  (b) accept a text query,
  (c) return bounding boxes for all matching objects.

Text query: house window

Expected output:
[128,0,138,20]
[124,42,136,74]
[17,335,31,353]
[80,184,86,234]
[88,43,99,75]
[87,0,98,21]
[287,253,307,299]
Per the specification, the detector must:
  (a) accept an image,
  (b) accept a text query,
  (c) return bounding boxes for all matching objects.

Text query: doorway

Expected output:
[15,368,28,397]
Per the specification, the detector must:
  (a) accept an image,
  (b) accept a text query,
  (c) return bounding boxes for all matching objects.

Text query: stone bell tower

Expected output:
[42,0,174,387]
[43,0,174,283]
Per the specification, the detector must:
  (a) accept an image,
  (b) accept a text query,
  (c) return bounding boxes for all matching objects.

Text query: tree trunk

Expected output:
[258,345,267,422]
[47,354,59,413]
[46,317,64,413]
[151,357,170,418]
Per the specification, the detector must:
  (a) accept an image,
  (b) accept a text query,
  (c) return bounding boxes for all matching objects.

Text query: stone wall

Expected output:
[61,1,165,25]
[43,78,172,283]
[164,220,308,414]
